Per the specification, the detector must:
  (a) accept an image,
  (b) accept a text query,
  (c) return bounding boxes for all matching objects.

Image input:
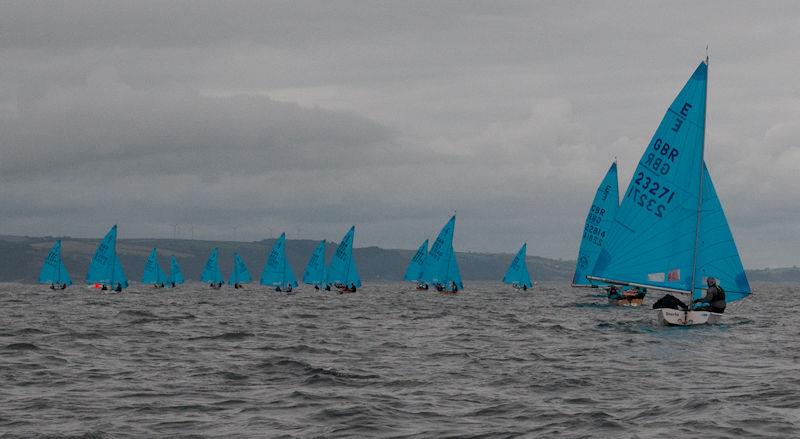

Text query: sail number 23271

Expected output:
[625,172,676,218]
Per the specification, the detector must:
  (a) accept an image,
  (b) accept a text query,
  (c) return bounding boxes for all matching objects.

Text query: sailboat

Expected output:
[201,248,224,289]
[141,248,168,288]
[228,253,252,289]
[303,240,329,291]
[86,225,129,292]
[588,59,751,325]
[260,233,299,292]
[571,161,640,305]
[421,215,463,294]
[403,239,429,290]
[326,226,361,293]
[503,243,533,290]
[39,240,72,290]
[168,256,184,288]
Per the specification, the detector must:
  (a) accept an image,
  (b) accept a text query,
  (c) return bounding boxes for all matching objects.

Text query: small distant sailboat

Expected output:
[403,239,429,290]
[588,59,751,325]
[39,240,71,290]
[303,240,329,291]
[141,248,168,288]
[86,225,128,292]
[260,233,299,292]
[201,248,224,289]
[421,215,463,294]
[228,253,252,289]
[326,226,361,293]
[503,243,533,290]
[168,256,184,288]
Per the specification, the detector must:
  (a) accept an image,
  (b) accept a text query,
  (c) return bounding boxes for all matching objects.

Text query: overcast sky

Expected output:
[1,1,799,268]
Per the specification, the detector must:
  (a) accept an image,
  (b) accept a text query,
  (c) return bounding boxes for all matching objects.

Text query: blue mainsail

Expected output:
[503,243,533,288]
[260,233,299,289]
[38,240,72,287]
[572,162,619,287]
[589,61,749,302]
[228,253,253,286]
[326,226,362,288]
[201,248,224,284]
[86,225,128,289]
[303,240,327,287]
[421,215,462,291]
[168,256,185,286]
[403,239,428,282]
[141,248,168,285]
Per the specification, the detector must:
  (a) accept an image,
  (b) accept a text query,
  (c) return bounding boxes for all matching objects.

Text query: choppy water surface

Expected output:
[1,282,798,438]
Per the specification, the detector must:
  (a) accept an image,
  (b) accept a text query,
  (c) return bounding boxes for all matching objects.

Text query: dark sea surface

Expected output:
[1,281,798,438]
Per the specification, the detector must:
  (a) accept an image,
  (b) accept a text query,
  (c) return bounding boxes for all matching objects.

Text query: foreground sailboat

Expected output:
[228,253,252,289]
[141,248,168,288]
[503,243,533,290]
[168,256,184,288]
[86,225,129,292]
[201,248,224,289]
[421,215,463,294]
[303,240,329,291]
[39,240,71,290]
[326,226,361,293]
[403,239,429,290]
[261,233,298,292]
[588,59,750,325]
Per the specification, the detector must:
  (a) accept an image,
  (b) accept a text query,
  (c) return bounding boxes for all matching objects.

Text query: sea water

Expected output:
[1,282,798,438]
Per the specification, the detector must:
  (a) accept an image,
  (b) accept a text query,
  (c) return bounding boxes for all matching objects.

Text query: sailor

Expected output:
[349,283,357,292]
[607,285,623,300]
[114,283,122,292]
[314,285,320,290]
[286,285,292,293]
[324,284,331,291]
[693,277,726,313]
[50,283,56,290]
[451,281,458,292]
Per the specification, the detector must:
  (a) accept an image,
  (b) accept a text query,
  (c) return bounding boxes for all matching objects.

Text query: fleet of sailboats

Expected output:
[29,57,752,327]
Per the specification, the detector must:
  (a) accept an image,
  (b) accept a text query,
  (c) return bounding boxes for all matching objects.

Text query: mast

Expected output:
[689,56,709,307]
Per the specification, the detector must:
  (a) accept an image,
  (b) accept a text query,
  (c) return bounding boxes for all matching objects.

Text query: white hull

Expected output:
[657,309,722,326]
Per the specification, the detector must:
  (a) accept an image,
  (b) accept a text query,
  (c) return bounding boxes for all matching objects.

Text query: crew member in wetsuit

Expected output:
[693,277,726,313]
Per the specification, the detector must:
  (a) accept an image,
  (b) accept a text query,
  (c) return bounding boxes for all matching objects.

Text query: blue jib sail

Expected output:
[260,233,299,289]
[572,162,619,287]
[228,253,253,286]
[590,61,749,301]
[86,225,128,289]
[326,226,362,288]
[503,243,533,288]
[168,256,184,286]
[422,215,462,291]
[201,248,224,284]
[403,239,428,282]
[303,240,327,286]
[39,240,72,287]
[141,248,167,285]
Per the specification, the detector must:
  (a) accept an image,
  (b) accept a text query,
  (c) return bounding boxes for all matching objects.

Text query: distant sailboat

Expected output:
[168,256,184,288]
[326,226,361,293]
[201,248,224,289]
[403,239,429,290]
[588,59,751,325]
[303,240,329,291]
[39,240,71,290]
[228,253,252,289]
[421,215,463,294]
[260,233,298,292]
[141,248,168,288]
[86,225,128,292]
[503,243,533,290]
